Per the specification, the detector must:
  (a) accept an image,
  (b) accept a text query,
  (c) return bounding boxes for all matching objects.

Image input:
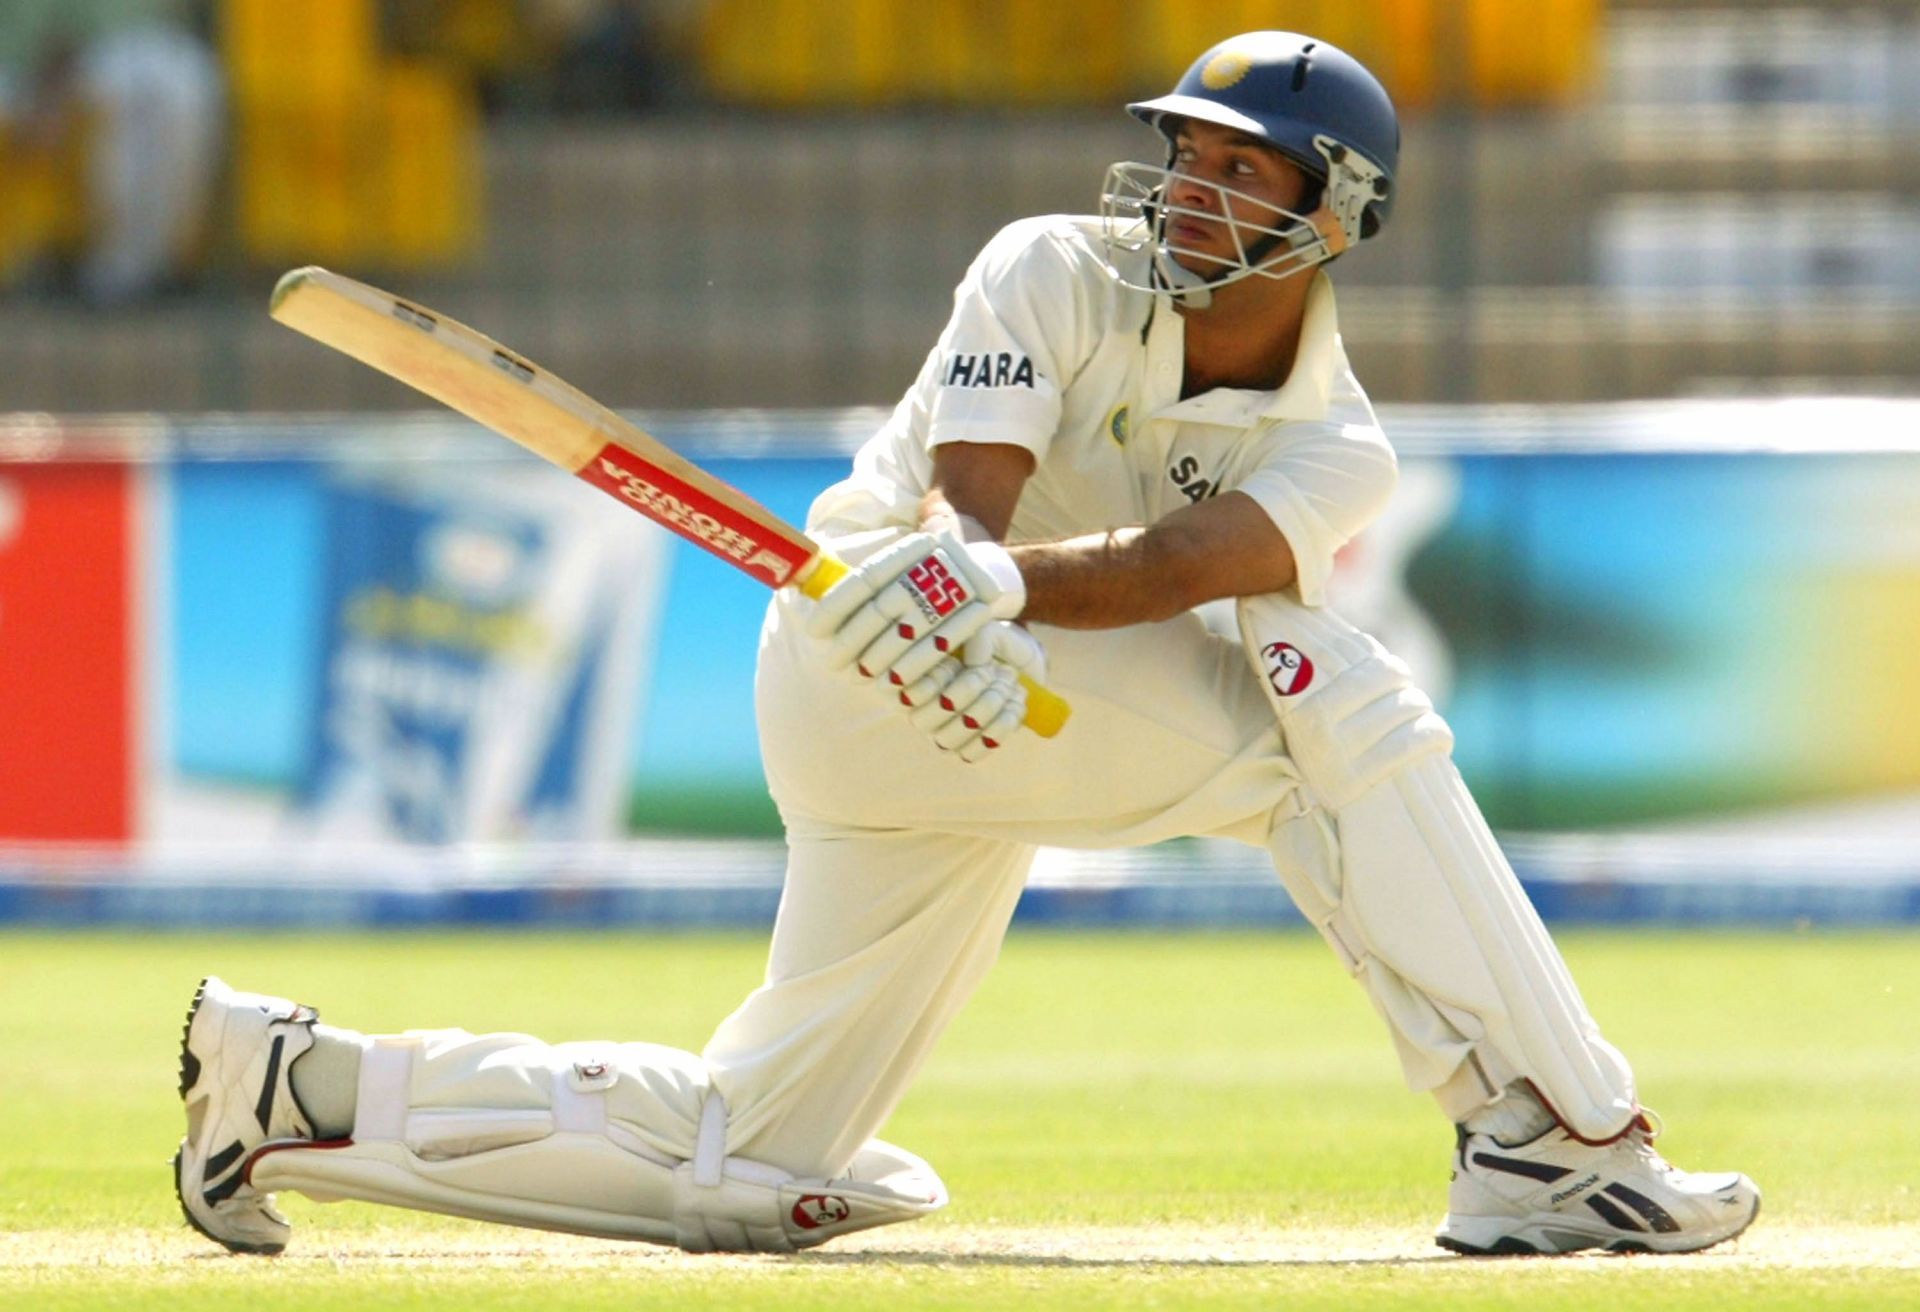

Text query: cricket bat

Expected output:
[269,266,1069,737]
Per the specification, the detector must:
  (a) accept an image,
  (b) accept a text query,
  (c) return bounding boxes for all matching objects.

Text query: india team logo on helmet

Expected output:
[1098,31,1399,305]
[1201,48,1254,90]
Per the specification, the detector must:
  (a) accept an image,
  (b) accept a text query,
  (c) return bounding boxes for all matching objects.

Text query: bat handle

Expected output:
[797,554,1071,739]
[797,555,851,598]
[1012,675,1072,739]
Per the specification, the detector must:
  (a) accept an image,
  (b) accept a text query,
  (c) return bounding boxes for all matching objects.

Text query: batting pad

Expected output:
[1239,593,1638,1140]
[248,1033,945,1252]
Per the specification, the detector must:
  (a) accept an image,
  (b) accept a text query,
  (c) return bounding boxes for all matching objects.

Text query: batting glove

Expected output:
[805,529,1026,690]
[898,622,1046,762]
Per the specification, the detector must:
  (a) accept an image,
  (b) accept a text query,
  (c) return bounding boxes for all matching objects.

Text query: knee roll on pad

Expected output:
[1237,593,1452,809]
[248,1036,946,1252]
[668,1093,948,1253]
[672,1135,949,1253]
[1280,652,1453,809]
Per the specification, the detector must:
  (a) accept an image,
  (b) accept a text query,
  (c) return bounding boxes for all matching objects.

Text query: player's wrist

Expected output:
[958,536,1026,619]
[948,512,997,545]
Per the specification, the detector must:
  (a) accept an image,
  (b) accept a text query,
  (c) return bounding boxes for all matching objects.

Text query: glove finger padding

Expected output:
[954,669,1027,763]
[898,623,1048,759]
[836,585,928,680]
[905,659,970,724]
[805,532,941,665]
[872,600,997,687]
[901,661,1024,760]
[929,665,1018,757]
[918,665,998,743]
[960,621,1048,685]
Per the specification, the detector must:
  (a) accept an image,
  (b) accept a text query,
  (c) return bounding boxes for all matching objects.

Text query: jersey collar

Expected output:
[1260,272,1338,421]
[1149,272,1340,429]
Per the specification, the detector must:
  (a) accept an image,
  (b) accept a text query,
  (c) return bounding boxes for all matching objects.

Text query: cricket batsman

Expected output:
[174,32,1760,1258]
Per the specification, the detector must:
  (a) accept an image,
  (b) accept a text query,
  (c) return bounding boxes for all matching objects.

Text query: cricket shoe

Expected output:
[1436,1114,1760,1256]
[174,976,322,1254]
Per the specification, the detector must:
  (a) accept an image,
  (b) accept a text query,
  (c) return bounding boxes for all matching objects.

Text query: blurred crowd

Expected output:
[0,1,691,305]
[0,0,221,305]
[402,0,702,115]
[2,2,1917,410]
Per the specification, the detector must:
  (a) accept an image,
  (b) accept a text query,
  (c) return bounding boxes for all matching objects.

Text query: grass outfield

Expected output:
[3,928,1918,1310]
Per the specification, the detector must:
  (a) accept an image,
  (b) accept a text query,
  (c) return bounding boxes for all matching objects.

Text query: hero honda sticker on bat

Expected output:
[579,443,812,589]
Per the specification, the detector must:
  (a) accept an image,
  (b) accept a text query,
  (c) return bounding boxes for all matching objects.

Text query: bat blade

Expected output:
[269,266,819,591]
[269,266,1069,736]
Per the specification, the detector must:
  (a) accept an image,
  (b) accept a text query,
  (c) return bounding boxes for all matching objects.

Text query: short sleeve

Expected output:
[1233,423,1399,607]
[924,218,1087,462]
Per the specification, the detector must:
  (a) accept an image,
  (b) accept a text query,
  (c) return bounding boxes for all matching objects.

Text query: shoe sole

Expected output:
[172,1144,284,1256]
[174,976,287,1256]
[1436,1193,1762,1257]
[177,979,205,1098]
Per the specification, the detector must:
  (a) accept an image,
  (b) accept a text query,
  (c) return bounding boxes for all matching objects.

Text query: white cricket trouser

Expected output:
[372,532,1634,1187]
[726,586,1312,1177]
[377,582,1298,1181]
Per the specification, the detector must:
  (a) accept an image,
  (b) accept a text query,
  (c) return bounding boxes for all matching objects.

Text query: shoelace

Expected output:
[1619,1108,1686,1179]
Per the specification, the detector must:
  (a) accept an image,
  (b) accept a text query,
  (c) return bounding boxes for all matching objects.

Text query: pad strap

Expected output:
[352,1035,417,1142]
[260,1037,948,1253]
[692,1089,728,1187]
[552,1051,615,1135]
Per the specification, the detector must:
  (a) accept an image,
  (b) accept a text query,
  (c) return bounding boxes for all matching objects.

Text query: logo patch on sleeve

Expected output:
[1262,641,1314,697]
[944,352,1036,389]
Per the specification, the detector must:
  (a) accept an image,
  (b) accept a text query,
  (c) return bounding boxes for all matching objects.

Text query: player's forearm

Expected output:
[917,489,1158,627]
[1006,528,1211,629]
[1007,494,1303,628]
[920,446,1295,628]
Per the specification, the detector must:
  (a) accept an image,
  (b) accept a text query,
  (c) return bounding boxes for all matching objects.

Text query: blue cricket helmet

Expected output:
[1127,31,1399,240]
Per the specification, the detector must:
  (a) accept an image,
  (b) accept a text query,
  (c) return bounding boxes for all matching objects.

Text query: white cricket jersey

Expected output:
[806,214,1399,606]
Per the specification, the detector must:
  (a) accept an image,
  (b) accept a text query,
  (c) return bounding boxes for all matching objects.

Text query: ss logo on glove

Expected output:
[904,553,972,622]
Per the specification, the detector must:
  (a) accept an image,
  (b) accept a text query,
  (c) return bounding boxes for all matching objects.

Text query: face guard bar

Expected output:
[1097,133,1387,307]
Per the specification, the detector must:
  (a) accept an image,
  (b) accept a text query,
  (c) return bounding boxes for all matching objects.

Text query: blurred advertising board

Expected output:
[4,402,1919,853]
[290,458,662,844]
[0,427,156,844]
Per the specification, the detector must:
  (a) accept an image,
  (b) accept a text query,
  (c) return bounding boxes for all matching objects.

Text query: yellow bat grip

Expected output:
[798,554,1070,739]
[798,555,851,598]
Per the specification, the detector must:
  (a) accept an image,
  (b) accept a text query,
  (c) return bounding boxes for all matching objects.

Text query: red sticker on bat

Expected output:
[578,442,813,589]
